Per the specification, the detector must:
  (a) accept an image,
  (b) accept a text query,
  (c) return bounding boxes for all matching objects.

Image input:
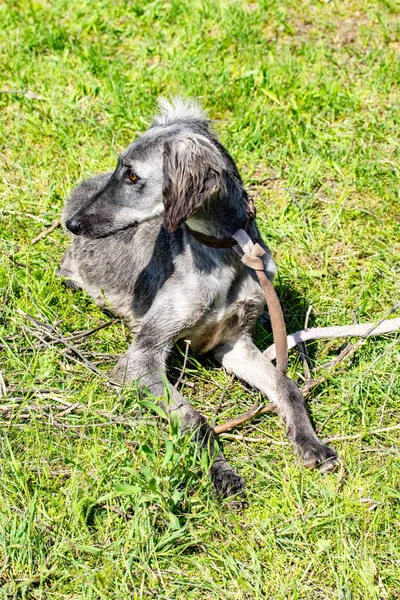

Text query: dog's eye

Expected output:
[127,170,139,184]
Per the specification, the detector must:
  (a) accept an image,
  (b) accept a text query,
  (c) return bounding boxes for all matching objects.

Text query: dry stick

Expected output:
[63,319,118,341]
[213,402,275,434]
[220,432,285,444]
[302,306,400,395]
[0,405,151,429]
[1,421,112,444]
[316,342,354,370]
[57,402,83,417]
[0,89,42,99]
[6,387,65,394]
[31,219,61,245]
[19,311,122,387]
[302,342,354,396]
[264,313,400,361]
[22,323,104,378]
[20,313,104,376]
[174,340,191,389]
[221,424,400,446]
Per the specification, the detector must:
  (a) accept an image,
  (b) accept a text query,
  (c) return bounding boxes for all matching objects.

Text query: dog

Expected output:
[60,98,338,498]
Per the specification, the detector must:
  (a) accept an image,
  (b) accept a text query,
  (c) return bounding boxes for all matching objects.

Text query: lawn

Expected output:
[1,0,400,597]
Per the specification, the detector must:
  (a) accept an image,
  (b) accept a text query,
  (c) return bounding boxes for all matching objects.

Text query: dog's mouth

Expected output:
[65,217,139,239]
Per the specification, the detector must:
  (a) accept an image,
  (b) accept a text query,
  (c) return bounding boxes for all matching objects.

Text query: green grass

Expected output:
[1,0,400,597]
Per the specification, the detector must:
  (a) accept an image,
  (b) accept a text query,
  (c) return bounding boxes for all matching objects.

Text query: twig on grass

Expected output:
[219,432,285,444]
[213,402,275,434]
[301,306,400,395]
[63,319,118,341]
[18,311,123,387]
[19,311,104,374]
[22,322,104,378]
[220,423,400,446]
[30,219,61,244]
[264,310,400,361]
[302,342,354,395]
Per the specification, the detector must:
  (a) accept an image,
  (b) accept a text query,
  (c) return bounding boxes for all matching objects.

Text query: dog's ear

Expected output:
[162,133,224,231]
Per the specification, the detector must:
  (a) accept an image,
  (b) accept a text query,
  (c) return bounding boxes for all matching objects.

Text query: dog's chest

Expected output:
[181,270,265,354]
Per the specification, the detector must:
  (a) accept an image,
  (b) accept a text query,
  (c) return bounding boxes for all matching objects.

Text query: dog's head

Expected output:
[65,98,245,238]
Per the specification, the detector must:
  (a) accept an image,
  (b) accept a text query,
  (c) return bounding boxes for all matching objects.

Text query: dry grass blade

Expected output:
[0,371,7,398]
[0,394,154,429]
[325,424,400,443]
[174,340,191,389]
[100,505,134,520]
[211,373,235,426]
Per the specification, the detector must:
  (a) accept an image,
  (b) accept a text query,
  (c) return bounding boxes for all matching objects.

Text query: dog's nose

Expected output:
[65,217,82,235]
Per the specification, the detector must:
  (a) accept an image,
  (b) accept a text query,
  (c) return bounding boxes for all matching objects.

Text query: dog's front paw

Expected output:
[108,356,129,386]
[210,463,246,501]
[295,436,339,473]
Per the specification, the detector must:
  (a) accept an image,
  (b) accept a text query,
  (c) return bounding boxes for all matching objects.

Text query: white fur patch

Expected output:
[185,216,214,235]
[114,203,164,227]
[153,97,207,126]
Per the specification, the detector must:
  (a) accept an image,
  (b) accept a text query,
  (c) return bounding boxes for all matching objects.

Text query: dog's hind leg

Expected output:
[110,339,245,500]
[213,335,338,473]
[58,247,84,291]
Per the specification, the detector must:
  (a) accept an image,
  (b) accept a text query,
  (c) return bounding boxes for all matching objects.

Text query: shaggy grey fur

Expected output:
[60,98,338,498]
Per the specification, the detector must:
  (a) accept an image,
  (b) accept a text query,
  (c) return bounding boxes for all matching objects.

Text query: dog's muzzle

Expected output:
[65,216,82,235]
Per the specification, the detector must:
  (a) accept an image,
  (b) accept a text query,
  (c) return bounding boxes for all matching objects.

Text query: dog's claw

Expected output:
[296,438,339,473]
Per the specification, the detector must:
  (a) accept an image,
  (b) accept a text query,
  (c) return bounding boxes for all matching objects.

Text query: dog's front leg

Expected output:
[213,335,338,472]
[110,340,245,499]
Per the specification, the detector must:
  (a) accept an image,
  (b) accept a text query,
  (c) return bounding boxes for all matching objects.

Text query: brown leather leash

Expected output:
[186,198,289,374]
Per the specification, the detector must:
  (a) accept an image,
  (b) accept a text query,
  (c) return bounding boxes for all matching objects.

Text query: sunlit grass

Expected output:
[1,0,399,597]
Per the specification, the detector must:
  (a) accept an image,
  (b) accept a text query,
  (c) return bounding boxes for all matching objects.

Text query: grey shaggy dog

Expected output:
[60,98,338,498]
